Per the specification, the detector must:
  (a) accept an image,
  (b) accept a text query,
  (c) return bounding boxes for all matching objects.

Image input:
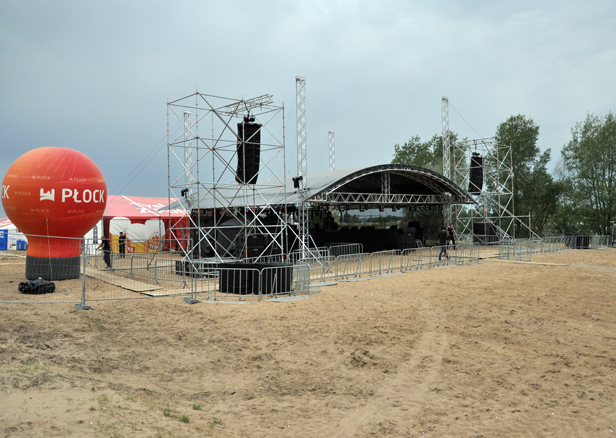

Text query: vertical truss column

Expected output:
[381,173,390,200]
[296,77,307,189]
[296,76,309,255]
[442,97,451,226]
[328,130,335,171]
[183,111,194,194]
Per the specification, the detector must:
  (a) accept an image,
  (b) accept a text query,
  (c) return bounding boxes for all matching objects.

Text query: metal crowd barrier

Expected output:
[401,246,432,271]
[288,247,329,264]
[7,232,614,305]
[326,243,363,257]
[182,263,308,302]
[498,236,572,260]
[498,240,532,261]
[370,250,398,276]
[300,255,337,285]
[336,252,372,281]
[590,235,613,249]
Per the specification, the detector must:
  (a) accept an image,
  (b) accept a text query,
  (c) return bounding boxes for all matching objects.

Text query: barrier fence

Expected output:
[0,232,613,305]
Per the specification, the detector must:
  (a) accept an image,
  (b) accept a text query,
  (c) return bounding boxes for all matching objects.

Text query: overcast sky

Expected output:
[1,0,615,218]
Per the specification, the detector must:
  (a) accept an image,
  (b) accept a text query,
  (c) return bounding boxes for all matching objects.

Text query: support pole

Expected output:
[75,245,91,310]
[442,96,451,226]
[328,131,335,171]
[296,76,309,257]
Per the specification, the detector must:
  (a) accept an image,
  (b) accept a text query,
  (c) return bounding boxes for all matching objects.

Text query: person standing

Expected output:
[438,225,450,261]
[97,236,112,269]
[118,232,126,258]
[447,223,456,250]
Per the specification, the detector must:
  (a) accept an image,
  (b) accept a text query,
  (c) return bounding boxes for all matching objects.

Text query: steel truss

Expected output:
[295,77,310,257]
[167,91,289,263]
[328,131,335,171]
[310,192,453,205]
[452,137,538,241]
[442,97,451,226]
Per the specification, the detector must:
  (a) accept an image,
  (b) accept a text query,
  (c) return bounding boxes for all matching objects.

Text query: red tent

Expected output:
[103,195,189,251]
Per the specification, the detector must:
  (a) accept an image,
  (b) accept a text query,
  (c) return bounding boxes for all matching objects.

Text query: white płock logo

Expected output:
[1,185,8,199]
[61,188,105,203]
[40,188,55,201]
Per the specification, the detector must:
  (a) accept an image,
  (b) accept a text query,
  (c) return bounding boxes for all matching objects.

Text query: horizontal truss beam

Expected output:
[309,192,465,205]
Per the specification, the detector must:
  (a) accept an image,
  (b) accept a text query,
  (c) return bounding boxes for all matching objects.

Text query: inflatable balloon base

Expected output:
[1,147,107,282]
[25,255,81,281]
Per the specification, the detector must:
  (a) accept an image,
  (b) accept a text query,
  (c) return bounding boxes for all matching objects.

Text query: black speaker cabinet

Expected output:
[469,153,483,195]
[236,121,261,184]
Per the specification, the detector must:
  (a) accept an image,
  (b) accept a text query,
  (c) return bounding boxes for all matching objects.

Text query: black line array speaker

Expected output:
[469,152,483,195]
[236,120,261,184]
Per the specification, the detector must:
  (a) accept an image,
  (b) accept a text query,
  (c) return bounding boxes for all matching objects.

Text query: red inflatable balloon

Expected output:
[1,147,107,280]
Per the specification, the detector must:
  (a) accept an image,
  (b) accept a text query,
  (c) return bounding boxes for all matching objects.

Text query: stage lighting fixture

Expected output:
[391,205,398,211]
[379,205,385,212]
[339,204,345,212]
[292,176,303,189]
[359,205,366,212]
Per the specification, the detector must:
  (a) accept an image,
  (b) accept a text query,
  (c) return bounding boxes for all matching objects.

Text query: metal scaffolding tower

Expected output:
[452,137,537,241]
[328,131,335,171]
[295,76,309,256]
[442,97,451,226]
[296,77,307,189]
[183,111,194,194]
[167,91,288,263]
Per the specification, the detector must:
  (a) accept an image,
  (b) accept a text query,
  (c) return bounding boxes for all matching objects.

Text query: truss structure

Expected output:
[328,131,335,171]
[183,111,194,193]
[452,137,538,241]
[442,97,451,226]
[295,77,310,257]
[167,91,289,263]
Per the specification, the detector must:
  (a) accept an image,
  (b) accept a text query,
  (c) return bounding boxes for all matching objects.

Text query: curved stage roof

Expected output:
[165,164,475,211]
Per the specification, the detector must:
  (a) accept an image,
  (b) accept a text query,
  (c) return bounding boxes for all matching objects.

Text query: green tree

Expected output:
[548,159,585,234]
[391,132,459,174]
[392,133,459,241]
[494,115,558,235]
[392,135,435,168]
[561,112,616,235]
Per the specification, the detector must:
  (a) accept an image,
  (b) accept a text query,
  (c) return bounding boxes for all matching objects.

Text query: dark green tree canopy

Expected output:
[391,132,459,174]
[560,112,616,235]
[494,115,557,235]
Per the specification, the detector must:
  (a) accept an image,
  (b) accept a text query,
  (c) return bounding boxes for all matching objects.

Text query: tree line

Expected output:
[392,112,616,236]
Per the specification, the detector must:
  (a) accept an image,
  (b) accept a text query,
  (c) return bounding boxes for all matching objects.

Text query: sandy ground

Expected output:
[1,249,615,437]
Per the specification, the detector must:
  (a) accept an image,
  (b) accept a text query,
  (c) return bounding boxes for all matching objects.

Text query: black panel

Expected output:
[469,153,483,195]
[26,256,81,281]
[236,122,261,184]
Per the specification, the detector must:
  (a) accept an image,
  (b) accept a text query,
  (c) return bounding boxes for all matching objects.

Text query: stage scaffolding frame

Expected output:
[295,76,310,258]
[442,97,452,226]
[452,137,538,241]
[166,91,290,263]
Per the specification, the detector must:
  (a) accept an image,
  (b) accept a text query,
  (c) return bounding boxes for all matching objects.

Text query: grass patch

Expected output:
[179,415,190,423]
[192,403,202,410]
[100,422,121,438]
[16,363,52,374]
